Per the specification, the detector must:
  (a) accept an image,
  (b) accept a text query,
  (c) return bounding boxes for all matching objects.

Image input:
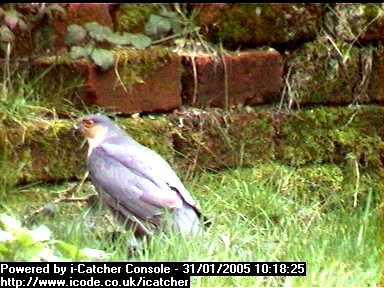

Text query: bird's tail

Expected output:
[174,204,200,236]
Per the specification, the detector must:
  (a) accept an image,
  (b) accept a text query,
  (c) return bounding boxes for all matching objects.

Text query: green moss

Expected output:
[116,115,175,165]
[206,4,323,49]
[280,105,383,169]
[32,23,55,54]
[29,57,86,113]
[114,47,174,89]
[115,4,162,33]
[229,111,275,167]
[324,4,384,42]
[0,113,177,189]
[288,38,372,105]
[0,118,86,189]
[171,108,275,171]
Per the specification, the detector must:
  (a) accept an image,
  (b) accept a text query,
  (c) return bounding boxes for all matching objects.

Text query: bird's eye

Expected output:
[82,118,94,128]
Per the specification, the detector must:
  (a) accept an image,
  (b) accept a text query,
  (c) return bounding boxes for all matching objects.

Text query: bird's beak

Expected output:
[71,120,84,140]
[73,119,87,135]
[73,118,83,131]
[71,121,88,149]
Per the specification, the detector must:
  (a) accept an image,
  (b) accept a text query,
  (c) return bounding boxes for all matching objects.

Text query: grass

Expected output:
[0,162,380,286]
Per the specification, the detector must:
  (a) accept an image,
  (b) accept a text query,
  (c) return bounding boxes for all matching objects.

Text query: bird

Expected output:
[76,114,201,237]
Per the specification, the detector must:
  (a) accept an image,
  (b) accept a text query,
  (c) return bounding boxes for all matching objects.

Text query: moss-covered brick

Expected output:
[182,50,283,108]
[170,108,275,171]
[287,38,383,105]
[195,4,324,50]
[114,4,162,33]
[377,45,384,103]
[324,4,384,42]
[0,118,86,187]
[0,114,176,187]
[30,47,182,114]
[278,105,383,169]
[1,104,382,188]
[31,57,87,114]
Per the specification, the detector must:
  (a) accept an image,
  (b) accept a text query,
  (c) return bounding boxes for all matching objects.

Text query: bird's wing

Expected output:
[101,142,197,208]
[88,147,182,223]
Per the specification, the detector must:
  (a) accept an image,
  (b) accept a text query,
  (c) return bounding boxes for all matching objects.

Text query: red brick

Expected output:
[84,53,182,114]
[31,48,182,114]
[379,48,384,102]
[194,4,228,28]
[182,50,283,108]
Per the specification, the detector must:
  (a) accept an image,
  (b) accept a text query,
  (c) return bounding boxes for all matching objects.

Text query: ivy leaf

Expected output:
[158,9,182,34]
[69,45,93,59]
[129,34,152,49]
[65,24,87,45]
[159,9,178,19]
[108,32,153,48]
[106,32,132,46]
[145,14,172,37]
[90,48,115,70]
[85,22,113,42]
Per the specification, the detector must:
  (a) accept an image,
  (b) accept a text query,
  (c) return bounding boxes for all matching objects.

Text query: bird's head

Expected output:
[75,114,135,157]
[76,114,121,142]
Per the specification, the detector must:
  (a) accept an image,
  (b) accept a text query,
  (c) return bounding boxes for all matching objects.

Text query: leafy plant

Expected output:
[65,21,153,70]
[145,8,182,39]
[65,24,87,45]
[89,48,115,71]
[0,213,113,261]
[64,5,209,70]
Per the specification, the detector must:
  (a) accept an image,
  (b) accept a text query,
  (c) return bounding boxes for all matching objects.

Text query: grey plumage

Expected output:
[78,114,200,236]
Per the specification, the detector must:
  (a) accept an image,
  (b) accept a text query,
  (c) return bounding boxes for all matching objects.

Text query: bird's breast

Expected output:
[87,138,104,158]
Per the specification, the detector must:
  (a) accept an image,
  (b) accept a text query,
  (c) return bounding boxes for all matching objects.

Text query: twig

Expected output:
[353,157,360,208]
[114,52,128,94]
[191,49,198,106]
[152,27,200,45]
[279,66,293,111]
[24,193,98,226]
[324,31,344,60]
[24,171,94,226]
[219,42,229,111]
